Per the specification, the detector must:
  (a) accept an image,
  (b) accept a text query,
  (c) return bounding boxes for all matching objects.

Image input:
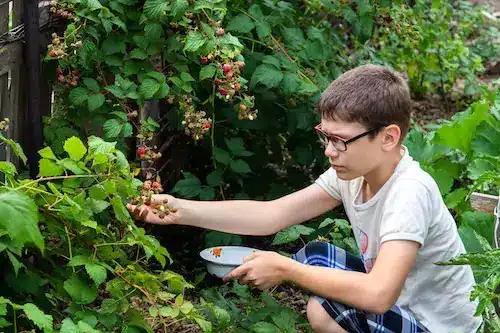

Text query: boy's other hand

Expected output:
[127,194,180,225]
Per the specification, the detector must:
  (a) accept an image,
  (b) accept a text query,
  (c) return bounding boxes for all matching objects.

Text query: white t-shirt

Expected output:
[315,147,482,333]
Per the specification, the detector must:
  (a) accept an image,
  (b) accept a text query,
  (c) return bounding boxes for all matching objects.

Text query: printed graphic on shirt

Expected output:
[357,227,375,272]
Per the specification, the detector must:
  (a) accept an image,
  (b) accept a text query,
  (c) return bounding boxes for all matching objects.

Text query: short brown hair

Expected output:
[317,64,411,142]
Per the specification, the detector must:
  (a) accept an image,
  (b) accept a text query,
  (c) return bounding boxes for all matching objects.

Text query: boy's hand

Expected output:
[223,251,295,290]
[127,194,180,225]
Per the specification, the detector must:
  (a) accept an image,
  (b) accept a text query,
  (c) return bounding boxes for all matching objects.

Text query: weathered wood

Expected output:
[470,192,499,214]
[0,4,9,166]
[24,0,42,178]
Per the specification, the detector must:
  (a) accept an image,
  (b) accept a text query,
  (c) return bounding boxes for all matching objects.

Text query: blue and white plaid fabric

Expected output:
[292,241,429,333]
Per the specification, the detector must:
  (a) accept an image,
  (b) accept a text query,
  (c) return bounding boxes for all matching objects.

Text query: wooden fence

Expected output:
[0,0,60,177]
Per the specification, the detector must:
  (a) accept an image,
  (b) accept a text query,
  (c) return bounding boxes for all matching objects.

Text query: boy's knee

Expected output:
[306,298,347,333]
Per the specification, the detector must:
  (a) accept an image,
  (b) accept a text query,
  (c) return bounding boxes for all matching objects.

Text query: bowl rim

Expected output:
[199,245,259,265]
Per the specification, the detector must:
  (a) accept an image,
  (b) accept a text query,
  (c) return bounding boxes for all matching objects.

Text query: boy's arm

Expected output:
[129,183,341,236]
[286,239,419,313]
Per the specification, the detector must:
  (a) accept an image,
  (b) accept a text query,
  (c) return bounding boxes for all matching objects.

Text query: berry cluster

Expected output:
[129,191,177,221]
[0,118,9,132]
[137,145,162,162]
[56,67,80,87]
[49,0,75,19]
[179,97,212,141]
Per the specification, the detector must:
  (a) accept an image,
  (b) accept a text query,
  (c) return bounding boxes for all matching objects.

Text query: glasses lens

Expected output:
[332,138,347,151]
[316,130,328,146]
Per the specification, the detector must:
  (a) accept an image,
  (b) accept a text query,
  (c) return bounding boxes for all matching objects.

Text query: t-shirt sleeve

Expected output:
[379,179,433,246]
[314,168,342,201]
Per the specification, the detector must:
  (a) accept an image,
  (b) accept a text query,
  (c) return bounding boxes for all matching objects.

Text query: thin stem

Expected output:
[94,242,136,248]
[15,174,100,191]
[13,307,17,333]
[65,226,75,273]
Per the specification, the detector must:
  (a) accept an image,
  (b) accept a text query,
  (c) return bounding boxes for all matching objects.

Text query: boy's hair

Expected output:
[317,64,411,142]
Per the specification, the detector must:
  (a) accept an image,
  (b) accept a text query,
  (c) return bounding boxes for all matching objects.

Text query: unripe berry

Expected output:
[239,104,247,112]
[216,28,225,36]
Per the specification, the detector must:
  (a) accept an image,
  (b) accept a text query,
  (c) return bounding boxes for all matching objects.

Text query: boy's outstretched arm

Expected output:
[127,183,341,236]
[227,239,419,314]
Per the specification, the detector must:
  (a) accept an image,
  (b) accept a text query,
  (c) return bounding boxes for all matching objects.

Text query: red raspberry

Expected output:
[56,68,63,76]
[225,71,233,79]
[152,182,160,189]
[57,75,65,83]
[214,79,222,86]
[223,64,231,73]
[200,56,208,64]
[49,50,57,57]
[137,146,147,156]
[219,88,227,96]
[204,121,211,129]
[216,28,225,36]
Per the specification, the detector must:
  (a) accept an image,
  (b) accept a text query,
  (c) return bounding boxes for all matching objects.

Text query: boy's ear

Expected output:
[381,124,401,150]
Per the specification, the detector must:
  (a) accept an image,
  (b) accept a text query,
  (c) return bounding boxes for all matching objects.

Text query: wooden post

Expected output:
[0,2,9,166]
[23,0,42,178]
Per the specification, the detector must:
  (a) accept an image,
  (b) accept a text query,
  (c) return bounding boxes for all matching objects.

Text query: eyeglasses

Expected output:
[314,124,382,152]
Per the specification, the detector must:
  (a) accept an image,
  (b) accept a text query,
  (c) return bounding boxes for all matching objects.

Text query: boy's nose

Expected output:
[324,141,339,158]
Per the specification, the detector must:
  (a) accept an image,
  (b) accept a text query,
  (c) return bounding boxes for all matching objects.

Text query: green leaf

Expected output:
[0,318,11,328]
[103,119,124,139]
[147,71,166,83]
[467,159,495,180]
[23,303,53,333]
[7,251,24,276]
[88,198,110,214]
[68,255,92,266]
[200,65,217,81]
[140,79,161,99]
[225,138,253,157]
[282,27,305,48]
[111,196,131,222]
[181,72,195,82]
[145,22,164,40]
[261,55,280,69]
[194,318,212,333]
[458,225,492,254]
[143,0,167,18]
[38,146,57,160]
[272,225,315,245]
[172,172,202,198]
[84,0,103,10]
[184,31,206,52]
[251,64,283,88]
[230,159,251,174]
[227,14,255,33]
[471,120,500,156]
[88,93,105,111]
[170,0,188,18]
[39,159,64,177]
[102,37,126,55]
[272,311,296,331]
[250,322,280,333]
[460,211,494,245]
[213,147,231,165]
[427,168,454,195]
[159,306,179,318]
[129,48,148,60]
[319,218,336,229]
[0,192,42,251]
[60,318,78,333]
[64,137,87,161]
[199,187,215,200]
[69,87,89,106]
[0,161,17,175]
[83,78,100,92]
[85,263,107,286]
[256,21,271,39]
[206,169,223,187]
[88,136,116,155]
[64,276,98,304]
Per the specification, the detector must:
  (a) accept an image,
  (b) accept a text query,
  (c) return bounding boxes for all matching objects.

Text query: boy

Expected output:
[128,65,481,332]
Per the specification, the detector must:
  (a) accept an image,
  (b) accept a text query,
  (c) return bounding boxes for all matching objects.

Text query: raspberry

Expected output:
[56,68,62,76]
[214,79,222,86]
[57,75,65,83]
[225,71,233,79]
[223,64,231,73]
[49,50,57,57]
[137,146,147,156]
[200,56,208,64]
[237,61,245,69]
[204,121,211,129]
[216,28,225,36]
[239,104,247,112]
[152,182,160,189]
[219,88,227,95]
[70,81,78,87]
[143,181,152,190]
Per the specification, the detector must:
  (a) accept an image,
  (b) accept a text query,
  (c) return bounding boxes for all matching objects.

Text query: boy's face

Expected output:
[317,118,388,180]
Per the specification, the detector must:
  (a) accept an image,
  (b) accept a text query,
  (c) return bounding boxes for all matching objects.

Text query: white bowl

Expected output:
[199,246,259,278]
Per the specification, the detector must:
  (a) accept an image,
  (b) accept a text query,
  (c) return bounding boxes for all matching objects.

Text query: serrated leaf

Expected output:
[213,147,231,165]
[225,138,253,157]
[200,65,217,81]
[272,225,315,245]
[199,187,215,200]
[143,0,167,18]
[194,318,212,333]
[88,198,110,214]
[60,318,78,333]
[81,220,98,229]
[102,37,126,55]
[69,87,89,106]
[59,159,84,175]
[256,21,271,39]
[147,71,166,83]
[170,0,188,18]
[129,48,148,60]
[85,263,107,286]
[145,22,164,40]
[0,161,17,175]
[7,251,24,276]
[83,78,100,92]
[184,31,205,52]
[272,311,295,331]
[88,93,105,111]
[467,159,495,180]
[23,303,53,333]
[230,159,251,174]
[319,218,336,229]
[39,158,65,177]
[38,146,57,160]
[471,120,500,156]
[159,306,180,318]
[227,14,255,33]
[250,322,280,333]
[64,137,87,161]
[140,79,160,99]
[64,276,98,304]
[206,170,223,187]
[103,119,124,139]
[120,122,133,138]
[261,55,280,69]
[84,0,103,10]
[0,317,11,328]
[251,64,283,88]
[111,196,130,222]
[68,255,92,266]
[172,172,202,198]
[88,136,116,155]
